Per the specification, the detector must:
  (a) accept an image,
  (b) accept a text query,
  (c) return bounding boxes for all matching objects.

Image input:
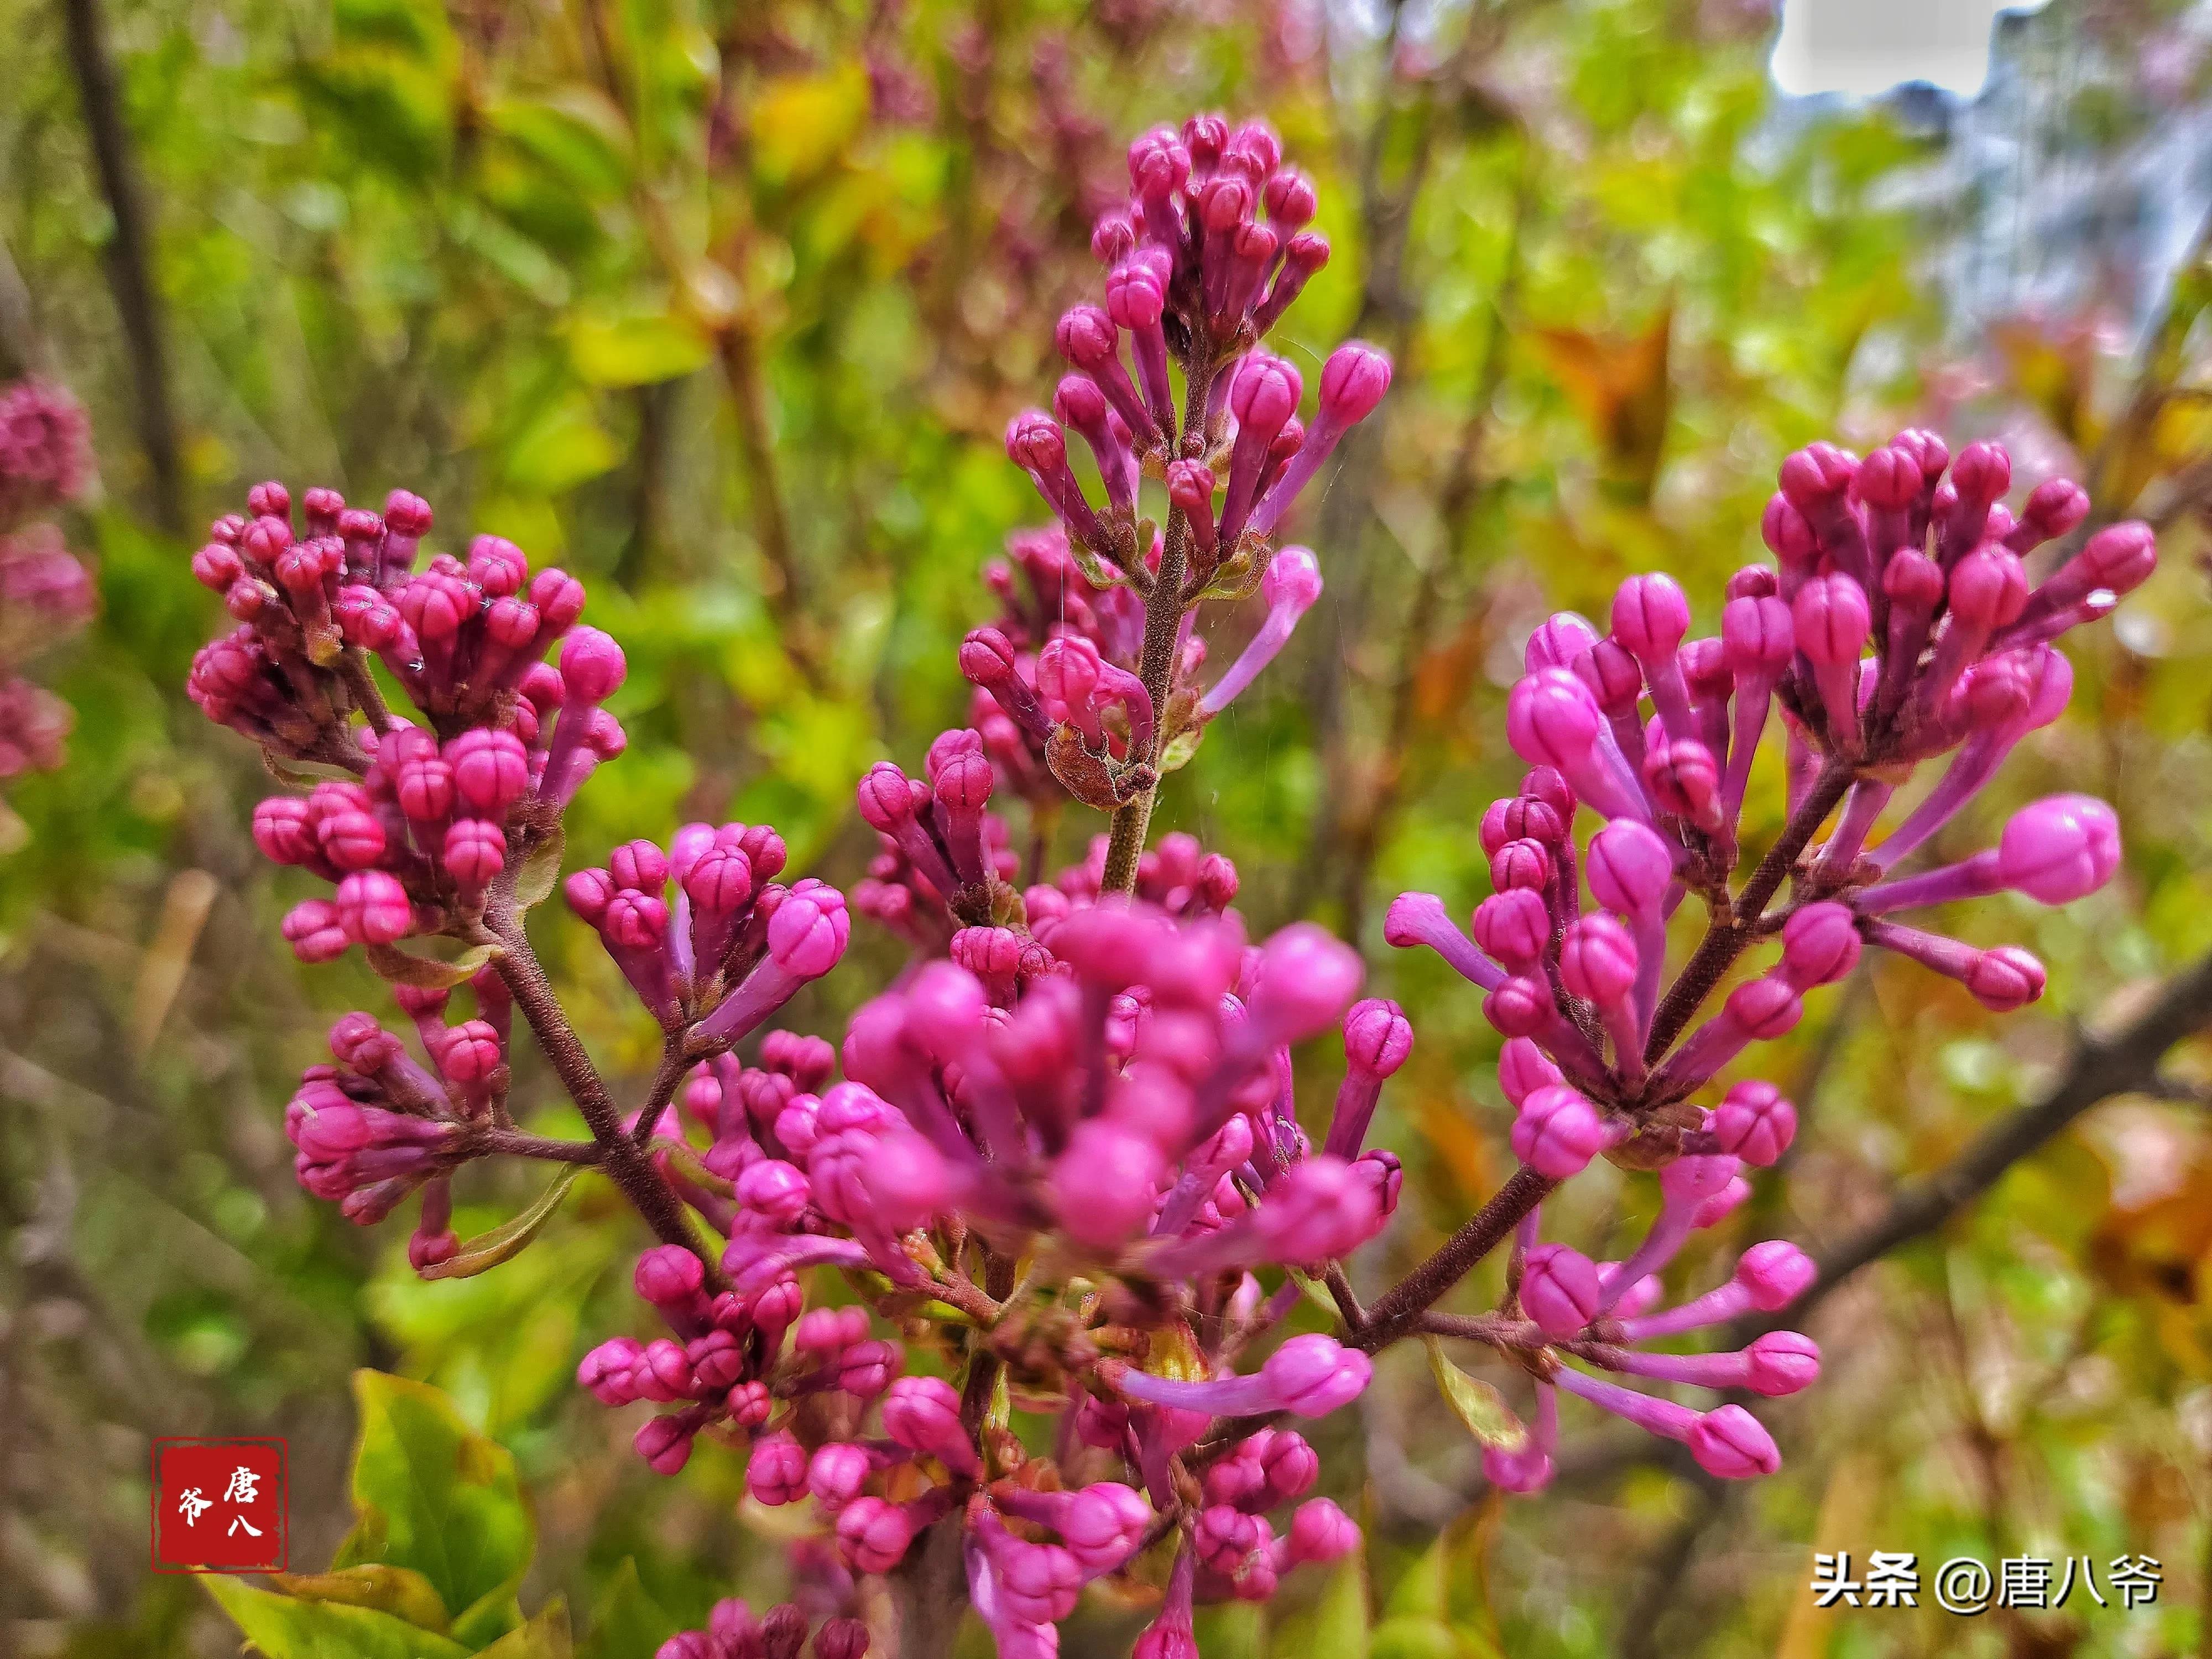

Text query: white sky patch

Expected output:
[1770,0,2053,99]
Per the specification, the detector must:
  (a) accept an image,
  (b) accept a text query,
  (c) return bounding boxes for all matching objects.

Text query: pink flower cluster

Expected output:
[1387,434,2150,1477]
[175,108,2152,1659]
[657,1599,869,1659]
[981,114,1388,813]
[0,379,95,781]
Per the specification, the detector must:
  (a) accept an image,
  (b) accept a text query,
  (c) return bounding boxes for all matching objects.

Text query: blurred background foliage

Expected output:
[7,0,2212,1652]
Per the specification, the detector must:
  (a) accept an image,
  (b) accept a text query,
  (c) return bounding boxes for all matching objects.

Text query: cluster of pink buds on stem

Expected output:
[1379,435,2148,1478]
[0,378,94,782]
[657,1600,869,1659]
[983,113,1388,889]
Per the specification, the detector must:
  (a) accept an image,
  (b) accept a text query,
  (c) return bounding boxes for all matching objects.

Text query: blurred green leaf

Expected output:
[1423,1338,1527,1452]
[267,1564,451,1632]
[334,1372,534,1644]
[202,1575,471,1659]
[417,1170,583,1282]
[582,1561,679,1659]
[570,310,714,388]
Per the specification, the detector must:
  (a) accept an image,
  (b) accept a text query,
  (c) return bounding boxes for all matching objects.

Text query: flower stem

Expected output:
[483,894,726,1290]
[1354,1164,1557,1353]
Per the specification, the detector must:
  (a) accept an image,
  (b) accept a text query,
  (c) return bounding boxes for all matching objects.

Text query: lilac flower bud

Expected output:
[1997,794,2121,904]
[1737,1240,1816,1310]
[1498,1038,1563,1107]
[984,1524,1085,1624]
[1195,1505,1262,1575]
[1511,1086,1607,1179]
[882,1375,981,1476]
[1484,975,1552,1039]
[1642,738,1722,832]
[1525,612,1600,675]
[1587,820,1673,918]
[1284,1499,1360,1566]
[736,1158,811,1223]
[1560,915,1637,1004]
[747,1432,809,1506]
[835,1496,916,1573]
[335,870,413,945]
[1707,1081,1797,1167]
[1253,1155,1385,1262]
[1490,838,1552,894]
[1521,1243,1604,1339]
[807,1442,873,1509]
[1054,1119,1166,1248]
[635,1244,705,1310]
[1320,342,1392,424]
[1778,901,1860,989]
[836,1339,900,1400]
[1202,545,1322,716]
[578,1338,644,1406]
[1384,891,1505,990]
[1968,945,2047,1010]
[1244,921,1363,1044]
[815,1619,870,1659]
[634,1413,697,1476]
[686,1329,745,1392]
[1687,1404,1780,1479]
[1744,1331,1822,1396]
[1507,669,1639,820]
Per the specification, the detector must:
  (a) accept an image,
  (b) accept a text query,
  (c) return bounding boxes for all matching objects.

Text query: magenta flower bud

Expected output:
[1967,945,2046,1010]
[1245,921,1363,1044]
[746,1432,808,1506]
[559,627,627,702]
[1284,1499,1360,1566]
[1778,901,1860,989]
[578,1337,644,1406]
[808,1442,873,1509]
[1688,1404,1780,1479]
[1521,1243,1604,1339]
[634,1414,696,1477]
[987,1530,1084,1625]
[1610,573,1691,661]
[335,869,413,945]
[1792,573,1869,660]
[1506,667,1599,773]
[1720,592,1794,677]
[1998,794,2121,904]
[1561,915,1638,1004]
[735,1157,811,1223]
[837,1342,901,1402]
[1254,1155,1385,1262]
[1778,441,1856,509]
[1524,612,1600,675]
[1319,342,1392,424]
[686,1329,745,1392]
[815,1620,870,1659]
[1512,1086,1608,1179]
[1343,998,1413,1078]
[1483,975,1553,1040]
[1384,891,1504,991]
[1259,1432,1319,1505]
[1194,1505,1262,1574]
[835,1496,917,1574]
[1051,1483,1152,1573]
[1474,890,1551,967]
[252,797,315,864]
[282,900,351,962]
[1744,1331,1821,1396]
[609,838,669,894]
[447,729,529,813]
[1498,1037,1563,1107]
[443,818,507,888]
[1053,1119,1166,1248]
[1490,837,1552,894]
[317,807,387,871]
[768,882,849,977]
[1642,738,1721,831]
[883,1375,981,1476]
[1761,492,1816,569]
[635,1244,705,1309]
[1708,1081,1797,1167]
[1587,820,1673,916]
[1128,126,1191,197]
[1201,545,1321,714]
[1737,1239,1816,1310]
[1481,795,1565,855]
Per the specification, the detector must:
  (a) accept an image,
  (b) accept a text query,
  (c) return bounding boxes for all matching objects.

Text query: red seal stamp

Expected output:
[150,1438,288,1573]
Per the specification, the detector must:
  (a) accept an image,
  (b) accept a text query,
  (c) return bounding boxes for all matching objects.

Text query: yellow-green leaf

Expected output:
[570,310,714,388]
[1423,1338,1527,1453]
[267,1564,450,1632]
[202,1575,471,1659]
[479,1599,574,1657]
[363,940,503,990]
[512,824,565,911]
[417,1168,582,1280]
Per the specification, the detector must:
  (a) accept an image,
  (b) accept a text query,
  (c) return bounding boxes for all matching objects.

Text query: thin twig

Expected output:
[1355,1165,1557,1352]
[59,0,185,533]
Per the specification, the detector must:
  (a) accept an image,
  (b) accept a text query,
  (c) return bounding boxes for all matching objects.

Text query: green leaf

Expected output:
[1312,1558,1371,1659]
[478,1599,573,1657]
[570,310,714,388]
[266,1564,451,1632]
[1422,1337,1528,1453]
[1285,1266,1342,1319]
[201,1575,471,1659]
[511,825,565,911]
[583,1561,679,1659]
[363,940,503,990]
[1389,1529,1450,1620]
[333,1371,534,1637]
[416,1168,581,1280]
